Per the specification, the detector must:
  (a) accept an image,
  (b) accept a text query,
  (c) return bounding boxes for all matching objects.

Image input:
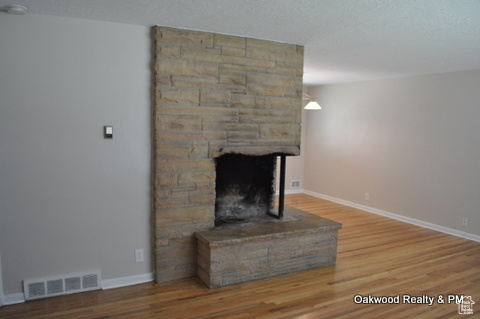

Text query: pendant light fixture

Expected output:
[302,93,322,110]
[3,4,27,14]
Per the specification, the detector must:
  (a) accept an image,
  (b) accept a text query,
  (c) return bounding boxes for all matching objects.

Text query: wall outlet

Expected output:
[364,192,369,200]
[462,217,468,227]
[135,249,144,263]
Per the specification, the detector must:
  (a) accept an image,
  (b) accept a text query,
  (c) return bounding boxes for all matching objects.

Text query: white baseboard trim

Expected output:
[276,189,304,195]
[102,272,153,290]
[3,293,25,306]
[1,273,154,307]
[304,190,480,243]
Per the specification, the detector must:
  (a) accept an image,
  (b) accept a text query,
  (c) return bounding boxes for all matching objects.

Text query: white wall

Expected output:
[0,14,152,297]
[305,70,480,237]
[0,254,4,306]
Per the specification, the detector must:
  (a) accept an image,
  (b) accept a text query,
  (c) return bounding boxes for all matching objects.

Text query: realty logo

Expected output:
[458,296,475,315]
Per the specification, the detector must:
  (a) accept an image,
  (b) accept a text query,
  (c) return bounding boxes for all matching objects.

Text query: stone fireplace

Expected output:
[153,26,340,287]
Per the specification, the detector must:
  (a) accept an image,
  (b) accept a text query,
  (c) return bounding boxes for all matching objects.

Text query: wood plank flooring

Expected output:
[1,194,479,318]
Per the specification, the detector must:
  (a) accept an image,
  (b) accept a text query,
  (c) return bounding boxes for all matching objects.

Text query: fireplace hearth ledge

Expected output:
[194,206,342,289]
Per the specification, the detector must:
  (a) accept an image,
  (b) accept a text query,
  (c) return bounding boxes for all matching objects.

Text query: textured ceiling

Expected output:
[1,0,480,84]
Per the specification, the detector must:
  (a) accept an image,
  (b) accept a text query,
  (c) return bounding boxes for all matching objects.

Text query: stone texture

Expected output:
[222,46,246,57]
[156,27,214,47]
[214,34,246,48]
[155,87,200,106]
[156,115,201,131]
[155,59,219,78]
[156,44,181,58]
[194,206,342,288]
[153,26,304,284]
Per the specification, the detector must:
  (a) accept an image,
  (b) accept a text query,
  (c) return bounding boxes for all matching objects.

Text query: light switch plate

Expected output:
[104,126,113,139]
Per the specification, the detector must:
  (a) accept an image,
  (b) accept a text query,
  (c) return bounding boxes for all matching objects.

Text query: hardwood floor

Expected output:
[2,194,479,318]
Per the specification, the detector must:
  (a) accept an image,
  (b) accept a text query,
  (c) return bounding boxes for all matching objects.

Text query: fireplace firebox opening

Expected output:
[215,153,285,225]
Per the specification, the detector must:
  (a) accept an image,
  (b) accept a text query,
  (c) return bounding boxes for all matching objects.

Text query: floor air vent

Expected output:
[23,271,101,301]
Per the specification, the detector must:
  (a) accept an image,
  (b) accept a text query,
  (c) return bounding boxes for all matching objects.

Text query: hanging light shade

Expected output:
[4,5,27,14]
[302,93,322,110]
[304,100,322,110]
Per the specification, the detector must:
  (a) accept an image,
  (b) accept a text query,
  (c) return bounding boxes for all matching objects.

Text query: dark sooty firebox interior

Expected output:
[215,154,276,225]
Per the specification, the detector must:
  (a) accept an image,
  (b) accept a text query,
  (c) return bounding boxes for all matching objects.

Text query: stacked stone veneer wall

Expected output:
[153,26,304,283]
[195,228,340,288]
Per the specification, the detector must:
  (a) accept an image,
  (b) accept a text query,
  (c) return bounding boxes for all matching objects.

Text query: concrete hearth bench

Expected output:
[194,206,342,288]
